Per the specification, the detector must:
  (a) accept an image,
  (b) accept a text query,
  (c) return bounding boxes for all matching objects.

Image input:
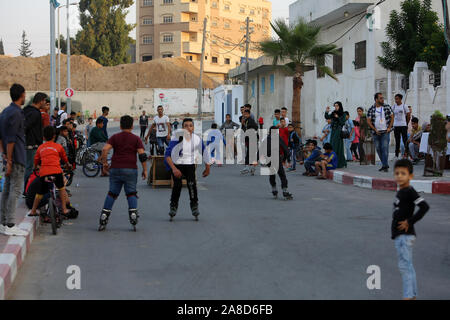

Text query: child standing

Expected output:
[165,118,211,221]
[392,159,430,300]
[350,120,360,161]
[287,124,301,171]
[98,116,148,232]
[314,143,337,179]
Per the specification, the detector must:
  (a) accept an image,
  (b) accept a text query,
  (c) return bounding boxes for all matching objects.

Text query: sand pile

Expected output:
[0,55,218,91]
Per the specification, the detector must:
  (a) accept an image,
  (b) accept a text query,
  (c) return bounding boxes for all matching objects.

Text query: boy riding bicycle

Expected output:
[29,126,71,217]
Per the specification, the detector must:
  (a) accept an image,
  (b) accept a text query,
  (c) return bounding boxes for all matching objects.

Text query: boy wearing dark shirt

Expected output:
[98,115,148,231]
[392,159,430,300]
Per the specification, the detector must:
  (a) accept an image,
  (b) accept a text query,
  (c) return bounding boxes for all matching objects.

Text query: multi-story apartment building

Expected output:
[136,0,272,81]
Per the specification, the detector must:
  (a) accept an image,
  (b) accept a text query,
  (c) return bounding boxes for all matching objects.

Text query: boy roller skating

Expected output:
[98,116,148,231]
[392,159,429,300]
[266,126,293,200]
[164,118,211,221]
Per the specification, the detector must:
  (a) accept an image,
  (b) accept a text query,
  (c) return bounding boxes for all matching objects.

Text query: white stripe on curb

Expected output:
[0,276,4,300]
[411,180,433,193]
[7,237,27,262]
[353,176,373,189]
[0,254,17,285]
[333,171,345,184]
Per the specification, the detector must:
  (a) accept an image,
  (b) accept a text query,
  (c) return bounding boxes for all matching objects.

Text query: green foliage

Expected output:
[0,38,4,55]
[378,0,447,75]
[19,30,33,57]
[56,35,77,55]
[259,18,339,79]
[429,110,447,152]
[74,0,135,66]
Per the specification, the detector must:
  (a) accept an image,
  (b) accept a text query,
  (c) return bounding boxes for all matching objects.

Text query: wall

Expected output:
[0,88,214,118]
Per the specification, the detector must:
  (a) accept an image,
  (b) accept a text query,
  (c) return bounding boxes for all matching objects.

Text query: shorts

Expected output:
[326,164,336,171]
[38,173,64,194]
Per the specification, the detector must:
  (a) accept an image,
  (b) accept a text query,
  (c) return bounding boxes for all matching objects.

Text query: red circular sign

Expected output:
[65,88,74,98]
[159,93,165,99]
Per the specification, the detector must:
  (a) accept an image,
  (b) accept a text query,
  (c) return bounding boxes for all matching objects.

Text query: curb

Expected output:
[0,213,39,300]
[326,170,450,195]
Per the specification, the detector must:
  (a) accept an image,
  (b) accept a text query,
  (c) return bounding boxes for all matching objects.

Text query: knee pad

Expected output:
[126,192,138,199]
[108,192,119,200]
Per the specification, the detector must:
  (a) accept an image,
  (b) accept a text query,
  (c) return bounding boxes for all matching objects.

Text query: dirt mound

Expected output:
[0,55,218,91]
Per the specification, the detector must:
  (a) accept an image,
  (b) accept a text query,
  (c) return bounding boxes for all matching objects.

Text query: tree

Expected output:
[74,0,135,66]
[378,0,447,76]
[56,35,77,55]
[259,19,339,136]
[0,39,4,55]
[19,30,33,57]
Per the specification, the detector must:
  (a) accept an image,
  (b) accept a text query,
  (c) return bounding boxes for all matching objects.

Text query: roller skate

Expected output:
[249,166,256,176]
[240,166,250,175]
[129,209,139,231]
[282,190,293,201]
[169,205,178,222]
[98,209,111,231]
[191,203,200,221]
[271,186,278,199]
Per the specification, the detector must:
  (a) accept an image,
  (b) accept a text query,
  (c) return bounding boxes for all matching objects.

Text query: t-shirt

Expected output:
[154,115,170,137]
[393,104,408,127]
[57,110,67,128]
[375,107,387,131]
[98,116,109,138]
[34,141,68,176]
[273,118,281,127]
[108,131,144,169]
[40,110,50,127]
[279,127,289,147]
[391,186,429,240]
[324,151,337,170]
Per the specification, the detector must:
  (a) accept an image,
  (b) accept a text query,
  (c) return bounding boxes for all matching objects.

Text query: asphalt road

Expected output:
[7,123,450,300]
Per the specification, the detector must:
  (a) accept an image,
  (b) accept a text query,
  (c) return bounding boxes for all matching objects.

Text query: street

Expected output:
[7,124,450,300]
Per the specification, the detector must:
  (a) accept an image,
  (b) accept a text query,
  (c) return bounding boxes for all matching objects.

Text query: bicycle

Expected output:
[42,175,63,235]
[82,149,111,178]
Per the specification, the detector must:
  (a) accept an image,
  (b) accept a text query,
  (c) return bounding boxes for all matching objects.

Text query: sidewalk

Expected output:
[0,202,39,299]
[324,156,450,195]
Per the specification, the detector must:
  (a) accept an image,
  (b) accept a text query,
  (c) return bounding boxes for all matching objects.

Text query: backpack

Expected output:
[56,111,66,127]
[340,121,351,139]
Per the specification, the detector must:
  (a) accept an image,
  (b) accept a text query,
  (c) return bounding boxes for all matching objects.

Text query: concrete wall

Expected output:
[0,88,214,118]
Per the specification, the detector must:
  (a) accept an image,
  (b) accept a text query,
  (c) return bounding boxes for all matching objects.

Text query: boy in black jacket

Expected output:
[392,159,429,300]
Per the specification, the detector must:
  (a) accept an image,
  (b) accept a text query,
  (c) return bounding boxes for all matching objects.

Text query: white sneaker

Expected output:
[3,225,28,236]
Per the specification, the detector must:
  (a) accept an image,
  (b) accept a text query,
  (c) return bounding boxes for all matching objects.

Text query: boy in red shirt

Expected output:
[279,118,289,149]
[29,126,71,216]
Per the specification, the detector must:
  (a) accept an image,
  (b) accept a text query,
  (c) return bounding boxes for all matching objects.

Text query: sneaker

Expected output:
[3,225,28,236]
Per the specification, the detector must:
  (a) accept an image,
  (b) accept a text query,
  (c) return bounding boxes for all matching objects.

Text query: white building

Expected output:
[289,0,446,137]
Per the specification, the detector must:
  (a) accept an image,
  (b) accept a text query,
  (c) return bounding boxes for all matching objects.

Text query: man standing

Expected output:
[240,109,259,175]
[98,106,110,139]
[392,94,411,159]
[220,114,240,133]
[367,93,394,172]
[23,92,47,191]
[281,107,290,125]
[139,110,149,139]
[57,102,68,128]
[40,98,51,128]
[145,105,171,155]
[0,84,28,236]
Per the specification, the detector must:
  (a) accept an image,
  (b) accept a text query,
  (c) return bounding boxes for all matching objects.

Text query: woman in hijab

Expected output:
[325,101,347,168]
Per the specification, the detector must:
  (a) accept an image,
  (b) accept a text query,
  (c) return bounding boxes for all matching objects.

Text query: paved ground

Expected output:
[6,123,450,300]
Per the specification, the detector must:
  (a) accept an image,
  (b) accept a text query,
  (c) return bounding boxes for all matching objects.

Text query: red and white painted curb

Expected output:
[0,214,39,300]
[326,170,450,195]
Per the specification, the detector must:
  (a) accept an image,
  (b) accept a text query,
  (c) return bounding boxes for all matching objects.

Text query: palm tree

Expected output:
[259,18,339,136]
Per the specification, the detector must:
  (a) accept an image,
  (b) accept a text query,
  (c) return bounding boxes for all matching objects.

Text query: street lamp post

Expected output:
[50,0,58,113]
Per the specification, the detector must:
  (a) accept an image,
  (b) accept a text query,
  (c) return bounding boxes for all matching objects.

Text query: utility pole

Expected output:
[50,0,58,113]
[244,17,250,105]
[197,17,207,120]
[443,0,450,54]
[66,0,71,114]
[57,7,61,109]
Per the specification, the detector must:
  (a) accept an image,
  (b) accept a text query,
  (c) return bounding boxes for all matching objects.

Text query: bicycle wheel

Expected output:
[83,160,101,177]
[65,172,74,187]
[48,198,58,235]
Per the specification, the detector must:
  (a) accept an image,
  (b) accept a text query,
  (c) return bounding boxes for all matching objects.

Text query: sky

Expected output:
[0,0,292,57]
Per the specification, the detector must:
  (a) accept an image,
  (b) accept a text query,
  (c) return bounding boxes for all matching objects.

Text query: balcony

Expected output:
[180,0,198,13]
[183,41,202,54]
[289,0,375,26]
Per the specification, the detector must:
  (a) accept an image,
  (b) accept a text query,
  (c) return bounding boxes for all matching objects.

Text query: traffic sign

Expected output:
[65,88,74,98]
[159,93,165,99]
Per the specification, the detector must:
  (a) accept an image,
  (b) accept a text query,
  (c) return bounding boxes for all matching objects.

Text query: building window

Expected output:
[212,1,218,8]
[163,0,173,4]
[225,58,231,65]
[143,35,153,44]
[224,4,230,11]
[142,55,152,62]
[355,41,366,70]
[261,77,266,94]
[270,74,275,93]
[212,21,218,27]
[250,9,255,15]
[143,0,153,6]
[240,7,245,14]
[212,57,218,64]
[317,56,325,78]
[162,53,173,58]
[333,48,343,74]
[235,98,239,115]
[251,80,255,97]
[163,15,173,24]
[143,18,153,25]
[224,22,230,29]
[186,55,193,61]
[163,34,173,43]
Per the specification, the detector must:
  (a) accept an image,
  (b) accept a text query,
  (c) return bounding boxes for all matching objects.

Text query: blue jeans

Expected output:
[103,168,138,211]
[156,137,169,155]
[344,139,353,161]
[24,148,37,190]
[395,235,417,299]
[373,132,390,168]
[304,160,315,173]
[290,148,297,169]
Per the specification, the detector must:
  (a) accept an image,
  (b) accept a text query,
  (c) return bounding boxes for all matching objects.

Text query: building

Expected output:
[288,0,445,137]
[136,0,272,82]
[226,56,294,127]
